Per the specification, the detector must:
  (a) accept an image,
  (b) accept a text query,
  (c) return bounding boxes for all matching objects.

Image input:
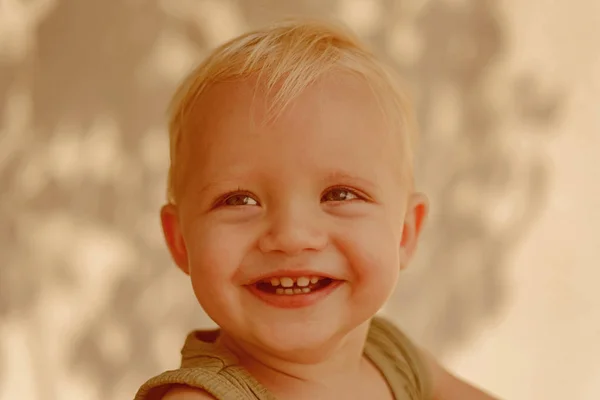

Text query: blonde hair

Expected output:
[167,19,417,205]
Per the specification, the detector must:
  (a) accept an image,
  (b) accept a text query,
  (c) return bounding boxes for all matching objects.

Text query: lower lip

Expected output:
[246,280,343,309]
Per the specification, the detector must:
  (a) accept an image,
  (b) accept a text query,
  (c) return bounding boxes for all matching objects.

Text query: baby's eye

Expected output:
[222,194,259,206]
[321,188,360,202]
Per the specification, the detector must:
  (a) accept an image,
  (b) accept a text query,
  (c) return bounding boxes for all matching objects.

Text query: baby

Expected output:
[135,19,497,400]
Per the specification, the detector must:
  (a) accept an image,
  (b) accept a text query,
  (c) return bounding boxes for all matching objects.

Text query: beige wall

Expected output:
[1,0,598,399]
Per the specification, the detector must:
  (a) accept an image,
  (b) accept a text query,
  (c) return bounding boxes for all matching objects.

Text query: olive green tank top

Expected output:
[134,317,432,399]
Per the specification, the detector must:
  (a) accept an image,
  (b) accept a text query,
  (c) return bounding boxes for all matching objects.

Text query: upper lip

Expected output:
[245,270,340,285]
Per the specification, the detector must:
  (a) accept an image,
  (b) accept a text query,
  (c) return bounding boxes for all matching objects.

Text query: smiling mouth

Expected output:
[254,276,334,295]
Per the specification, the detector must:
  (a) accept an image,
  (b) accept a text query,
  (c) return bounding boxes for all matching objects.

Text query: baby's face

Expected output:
[163,72,426,358]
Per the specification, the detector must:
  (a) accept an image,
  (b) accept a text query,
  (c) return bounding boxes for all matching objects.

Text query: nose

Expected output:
[258,205,328,255]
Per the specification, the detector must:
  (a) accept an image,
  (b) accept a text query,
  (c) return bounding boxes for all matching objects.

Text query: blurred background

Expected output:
[1,0,598,399]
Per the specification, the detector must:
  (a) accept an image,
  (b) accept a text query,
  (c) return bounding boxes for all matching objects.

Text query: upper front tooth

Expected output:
[310,276,320,284]
[280,277,294,287]
[270,277,280,286]
[296,276,310,287]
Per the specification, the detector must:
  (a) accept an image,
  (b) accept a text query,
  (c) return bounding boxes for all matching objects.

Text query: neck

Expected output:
[217,320,373,397]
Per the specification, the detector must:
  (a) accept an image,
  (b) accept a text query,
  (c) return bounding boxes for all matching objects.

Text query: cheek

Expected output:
[183,220,257,322]
[185,220,254,283]
[335,217,402,284]
[336,222,401,319]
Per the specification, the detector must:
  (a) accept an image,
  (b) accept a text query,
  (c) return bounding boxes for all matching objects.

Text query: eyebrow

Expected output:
[193,167,260,198]
[194,170,379,198]
[196,179,239,197]
[322,170,379,192]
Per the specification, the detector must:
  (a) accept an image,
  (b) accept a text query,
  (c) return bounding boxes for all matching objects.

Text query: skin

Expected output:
[160,72,497,400]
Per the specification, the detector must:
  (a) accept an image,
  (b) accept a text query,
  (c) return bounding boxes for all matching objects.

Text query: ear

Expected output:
[400,192,429,267]
[160,204,190,275]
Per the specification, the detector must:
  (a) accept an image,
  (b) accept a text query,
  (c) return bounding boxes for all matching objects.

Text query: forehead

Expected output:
[181,72,403,182]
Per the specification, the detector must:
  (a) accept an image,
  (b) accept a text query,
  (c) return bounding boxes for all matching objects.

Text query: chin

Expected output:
[249,317,350,362]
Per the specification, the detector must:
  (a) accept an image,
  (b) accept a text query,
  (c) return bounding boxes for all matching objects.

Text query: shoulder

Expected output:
[368,316,424,364]
[368,316,433,398]
[420,352,500,400]
[368,321,499,400]
[161,385,216,400]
